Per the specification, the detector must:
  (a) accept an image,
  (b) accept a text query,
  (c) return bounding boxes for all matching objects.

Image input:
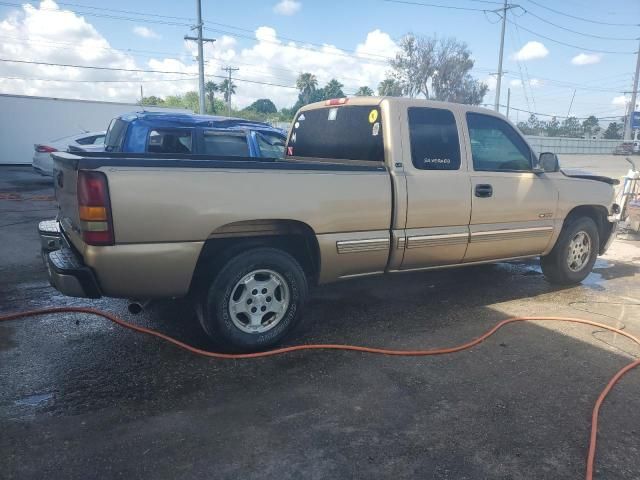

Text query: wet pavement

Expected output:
[1,165,639,479]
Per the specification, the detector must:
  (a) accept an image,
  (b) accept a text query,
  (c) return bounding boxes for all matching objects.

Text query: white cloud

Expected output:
[612,95,629,107]
[133,26,160,39]
[571,53,601,66]
[0,2,402,110]
[273,0,301,15]
[509,78,542,88]
[512,41,549,61]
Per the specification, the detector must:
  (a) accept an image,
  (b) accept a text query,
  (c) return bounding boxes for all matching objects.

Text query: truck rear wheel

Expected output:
[198,247,308,351]
[540,216,599,285]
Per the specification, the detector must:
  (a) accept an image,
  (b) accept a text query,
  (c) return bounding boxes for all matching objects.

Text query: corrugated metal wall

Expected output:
[524,136,621,154]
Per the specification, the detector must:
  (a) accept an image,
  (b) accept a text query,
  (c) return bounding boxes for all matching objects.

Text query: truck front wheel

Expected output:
[198,247,308,351]
[540,217,599,285]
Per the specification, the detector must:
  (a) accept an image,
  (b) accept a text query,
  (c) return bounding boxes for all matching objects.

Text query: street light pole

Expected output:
[184,0,215,114]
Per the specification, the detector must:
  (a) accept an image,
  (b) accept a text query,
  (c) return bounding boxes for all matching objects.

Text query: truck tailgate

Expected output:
[51,153,84,250]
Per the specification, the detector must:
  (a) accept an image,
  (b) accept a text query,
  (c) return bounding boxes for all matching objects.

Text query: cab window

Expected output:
[147,129,192,154]
[288,105,384,162]
[256,132,285,158]
[202,131,249,157]
[408,107,460,170]
[466,113,532,171]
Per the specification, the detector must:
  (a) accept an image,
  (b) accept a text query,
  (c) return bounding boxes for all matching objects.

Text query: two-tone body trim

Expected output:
[336,238,390,254]
[406,232,468,249]
[470,226,553,243]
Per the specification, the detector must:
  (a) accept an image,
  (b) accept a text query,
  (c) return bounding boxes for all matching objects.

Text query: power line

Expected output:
[524,0,640,27]
[521,8,640,41]
[0,75,198,83]
[383,0,488,12]
[0,58,299,90]
[505,18,637,54]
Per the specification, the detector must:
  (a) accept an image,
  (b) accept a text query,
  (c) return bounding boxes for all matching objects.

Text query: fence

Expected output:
[524,136,620,155]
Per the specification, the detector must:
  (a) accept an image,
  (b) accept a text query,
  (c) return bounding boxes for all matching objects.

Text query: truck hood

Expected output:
[561,168,619,186]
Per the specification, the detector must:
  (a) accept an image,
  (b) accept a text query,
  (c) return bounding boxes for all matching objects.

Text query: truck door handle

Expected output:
[475,184,493,198]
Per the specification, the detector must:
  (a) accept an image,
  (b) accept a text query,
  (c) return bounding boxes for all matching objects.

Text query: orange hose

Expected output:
[1,307,638,480]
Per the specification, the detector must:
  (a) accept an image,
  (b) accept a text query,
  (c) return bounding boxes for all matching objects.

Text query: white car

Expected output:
[32,131,105,176]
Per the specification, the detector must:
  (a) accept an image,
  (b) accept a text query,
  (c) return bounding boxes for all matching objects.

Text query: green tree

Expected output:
[517,114,542,135]
[378,77,403,96]
[163,95,184,108]
[390,33,487,105]
[581,115,600,138]
[205,81,218,114]
[182,91,200,113]
[355,86,374,96]
[323,79,345,99]
[220,79,237,104]
[545,117,561,137]
[560,116,582,138]
[296,72,318,105]
[603,122,623,139]
[140,96,164,106]
[246,98,277,114]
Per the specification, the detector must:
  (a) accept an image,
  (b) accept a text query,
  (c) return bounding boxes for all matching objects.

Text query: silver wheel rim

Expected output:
[567,231,591,272]
[228,269,290,334]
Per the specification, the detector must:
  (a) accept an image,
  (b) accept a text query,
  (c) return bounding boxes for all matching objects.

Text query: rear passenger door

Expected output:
[399,106,471,270]
[463,112,557,262]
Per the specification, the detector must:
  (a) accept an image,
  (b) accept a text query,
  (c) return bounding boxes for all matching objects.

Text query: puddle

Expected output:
[14,392,54,407]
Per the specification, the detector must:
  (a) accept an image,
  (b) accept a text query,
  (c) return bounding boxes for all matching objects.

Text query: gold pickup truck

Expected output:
[40,97,619,351]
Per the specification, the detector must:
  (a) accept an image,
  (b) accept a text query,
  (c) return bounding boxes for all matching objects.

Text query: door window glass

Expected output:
[408,107,460,170]
[256,132,285,158]
[147,129,192,154]
[466,113,532,171]
[202,131,249,157]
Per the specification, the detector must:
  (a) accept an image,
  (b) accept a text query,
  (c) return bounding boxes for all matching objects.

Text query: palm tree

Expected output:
[220,79,236,104]
[355,86,374,96]
[378,78,403,97]
[205,81,218,113]
[296,73,318,104]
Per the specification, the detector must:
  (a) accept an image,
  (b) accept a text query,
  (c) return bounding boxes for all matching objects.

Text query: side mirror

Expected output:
[538,152,559,173]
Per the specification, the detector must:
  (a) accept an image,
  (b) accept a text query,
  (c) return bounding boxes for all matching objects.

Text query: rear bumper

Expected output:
[39,220,101,298]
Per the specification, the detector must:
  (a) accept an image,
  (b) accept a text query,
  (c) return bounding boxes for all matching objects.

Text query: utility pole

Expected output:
[222,66,239,117]
[139,85,143,105]
[623,38,640,141]
[567,89,576,118]
[494,0,508,112]
[184,0,215,114]
[506,87,511,119]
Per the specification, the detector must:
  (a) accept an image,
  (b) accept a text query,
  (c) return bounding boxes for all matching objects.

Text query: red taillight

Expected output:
[325,98,348,106]
[36,145,58,153]
[77,171,114,246]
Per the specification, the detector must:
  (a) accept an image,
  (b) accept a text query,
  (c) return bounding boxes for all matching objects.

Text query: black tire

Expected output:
[197,247,308,352]
[540,216,599,285]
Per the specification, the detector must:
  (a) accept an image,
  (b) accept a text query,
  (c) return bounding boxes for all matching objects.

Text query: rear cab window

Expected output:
[287,105,384,162]
[408,107,460,170]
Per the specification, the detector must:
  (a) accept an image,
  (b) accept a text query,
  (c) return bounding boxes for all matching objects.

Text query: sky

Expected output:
[0,0,638,123]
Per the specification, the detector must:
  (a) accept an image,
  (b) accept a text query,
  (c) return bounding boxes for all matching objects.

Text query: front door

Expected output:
[463,112,558,262]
